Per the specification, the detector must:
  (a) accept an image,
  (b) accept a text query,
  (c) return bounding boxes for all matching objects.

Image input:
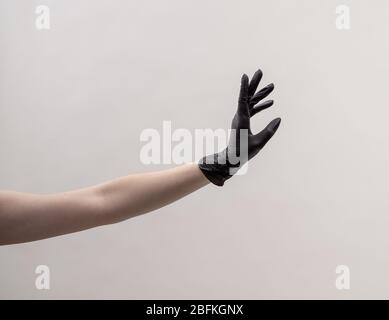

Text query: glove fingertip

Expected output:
[266,118,281,134]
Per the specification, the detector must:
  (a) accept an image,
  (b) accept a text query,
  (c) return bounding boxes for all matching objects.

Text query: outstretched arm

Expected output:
[0,163,208,245]
[0,68,281,246]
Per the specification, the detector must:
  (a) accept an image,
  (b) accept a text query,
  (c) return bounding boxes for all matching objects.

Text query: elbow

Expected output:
[92,186,124,226]
[94,185,136,226]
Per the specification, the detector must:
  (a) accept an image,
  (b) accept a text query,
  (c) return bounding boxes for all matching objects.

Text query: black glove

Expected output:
[199,69,281,186]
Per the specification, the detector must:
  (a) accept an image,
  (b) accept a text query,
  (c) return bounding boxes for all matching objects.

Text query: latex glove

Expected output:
[198,69,281,186]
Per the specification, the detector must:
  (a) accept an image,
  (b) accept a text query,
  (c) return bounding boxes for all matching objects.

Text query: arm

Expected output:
[0,163,209,245]
[0,68,281,246]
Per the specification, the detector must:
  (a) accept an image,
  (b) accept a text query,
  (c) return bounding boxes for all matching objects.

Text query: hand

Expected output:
[199,68,281,186]
[232,70,281,161]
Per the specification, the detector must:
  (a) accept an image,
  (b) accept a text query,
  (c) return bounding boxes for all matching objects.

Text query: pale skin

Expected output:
[0,163,209,245]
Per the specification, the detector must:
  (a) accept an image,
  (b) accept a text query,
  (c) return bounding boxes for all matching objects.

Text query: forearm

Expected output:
[96,163,209,224]
[0,163,209,245]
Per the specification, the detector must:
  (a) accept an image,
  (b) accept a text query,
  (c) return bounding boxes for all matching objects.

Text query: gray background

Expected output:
[1,0,389,299]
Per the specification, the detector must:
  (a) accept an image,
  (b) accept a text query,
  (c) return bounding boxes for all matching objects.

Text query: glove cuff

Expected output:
[198,153,234,187]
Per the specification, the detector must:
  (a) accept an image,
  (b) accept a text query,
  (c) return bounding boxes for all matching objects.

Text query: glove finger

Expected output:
[248,69,263,98]
[253,118,281,149]
[250,83,274,107]
[238,74,250,115]
[249,100,274,117]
